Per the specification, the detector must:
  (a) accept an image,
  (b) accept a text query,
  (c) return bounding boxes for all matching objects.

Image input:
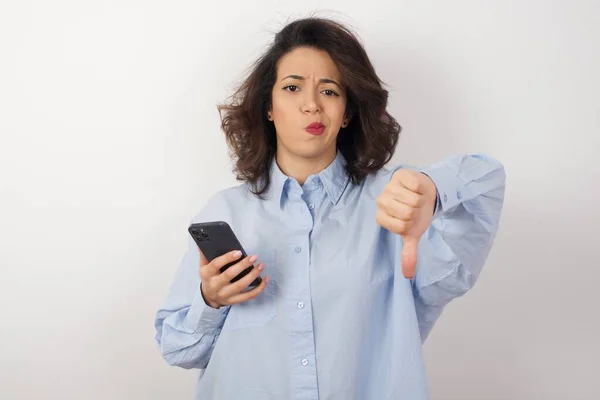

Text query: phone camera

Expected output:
[199,229,210,241]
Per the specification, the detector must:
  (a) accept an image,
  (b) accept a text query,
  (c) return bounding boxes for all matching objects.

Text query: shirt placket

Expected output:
[287,184,320,400]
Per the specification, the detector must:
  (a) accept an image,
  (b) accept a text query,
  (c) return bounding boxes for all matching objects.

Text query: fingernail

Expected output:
[258,263,264,271]
[249,255,258,263]
[232,250,242,258]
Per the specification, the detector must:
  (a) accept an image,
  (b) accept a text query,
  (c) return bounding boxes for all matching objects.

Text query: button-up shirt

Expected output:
[154,151,506,399]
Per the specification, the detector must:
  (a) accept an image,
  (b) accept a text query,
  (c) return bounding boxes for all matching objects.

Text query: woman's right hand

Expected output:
[199,249,269,309]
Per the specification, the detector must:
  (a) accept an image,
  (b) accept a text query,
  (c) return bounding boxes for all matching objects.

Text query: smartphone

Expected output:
[188,221,262,289]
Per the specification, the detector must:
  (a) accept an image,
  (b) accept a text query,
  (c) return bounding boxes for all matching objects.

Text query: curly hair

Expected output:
[217,17,401,197]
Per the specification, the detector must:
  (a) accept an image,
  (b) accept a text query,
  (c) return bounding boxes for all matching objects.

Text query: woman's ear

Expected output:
[341,104,354,127]
[341,114,352,128]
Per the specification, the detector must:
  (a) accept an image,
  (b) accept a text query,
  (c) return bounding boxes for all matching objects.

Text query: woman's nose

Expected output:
[301,91,320,114]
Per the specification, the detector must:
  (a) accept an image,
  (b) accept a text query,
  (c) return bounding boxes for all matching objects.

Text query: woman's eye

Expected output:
[322,89,339,97]
[284,85,299,92]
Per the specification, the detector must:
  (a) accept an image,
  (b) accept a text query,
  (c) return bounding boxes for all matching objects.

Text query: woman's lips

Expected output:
[305,122,325,135]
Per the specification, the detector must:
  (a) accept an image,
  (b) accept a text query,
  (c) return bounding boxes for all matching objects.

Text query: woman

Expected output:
[154,17,506,399]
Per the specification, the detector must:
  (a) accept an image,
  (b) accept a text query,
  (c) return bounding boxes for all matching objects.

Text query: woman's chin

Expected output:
[292,146,336,161]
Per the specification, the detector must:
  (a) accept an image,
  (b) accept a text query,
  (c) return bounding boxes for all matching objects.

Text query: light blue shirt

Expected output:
[154,151,506,399]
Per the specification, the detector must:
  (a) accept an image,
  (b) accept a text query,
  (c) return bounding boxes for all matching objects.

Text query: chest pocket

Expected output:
[222,248,277,331]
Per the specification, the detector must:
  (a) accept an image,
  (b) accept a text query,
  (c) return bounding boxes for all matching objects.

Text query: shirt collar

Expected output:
[265,151,349,209]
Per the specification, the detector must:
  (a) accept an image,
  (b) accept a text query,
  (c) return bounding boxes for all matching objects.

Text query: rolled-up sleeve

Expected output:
[154,201,231,369]
[413,154,507,341]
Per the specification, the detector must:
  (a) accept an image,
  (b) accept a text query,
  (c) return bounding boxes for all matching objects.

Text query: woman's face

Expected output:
[269,46,348,165]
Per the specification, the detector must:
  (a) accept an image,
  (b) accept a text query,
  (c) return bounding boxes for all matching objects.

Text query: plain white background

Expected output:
[1,1,599,399]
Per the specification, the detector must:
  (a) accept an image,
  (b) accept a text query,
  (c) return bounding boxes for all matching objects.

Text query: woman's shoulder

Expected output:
[358,164,401,196]
[211,182,255,204]
[191,183,255,223]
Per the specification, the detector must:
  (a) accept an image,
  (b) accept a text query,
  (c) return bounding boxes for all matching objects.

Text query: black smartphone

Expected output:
[188,221,262,289]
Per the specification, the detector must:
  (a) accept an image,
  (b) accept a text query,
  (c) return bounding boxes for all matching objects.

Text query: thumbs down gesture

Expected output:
[376,169,438,279]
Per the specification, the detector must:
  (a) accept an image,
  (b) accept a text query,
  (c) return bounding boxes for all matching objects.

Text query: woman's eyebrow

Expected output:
[282,75,342,89]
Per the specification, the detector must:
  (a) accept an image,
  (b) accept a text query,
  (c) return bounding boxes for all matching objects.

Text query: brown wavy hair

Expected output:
[217,17,401,197]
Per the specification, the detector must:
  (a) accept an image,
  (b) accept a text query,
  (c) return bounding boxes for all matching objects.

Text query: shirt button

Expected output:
[297,301,305,309]
[301,358,309,366]
[308,204,315,210]
[294,246,302,253]
[443,193,448,203]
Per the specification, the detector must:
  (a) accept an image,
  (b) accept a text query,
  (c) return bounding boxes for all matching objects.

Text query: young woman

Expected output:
[154,17,506,400]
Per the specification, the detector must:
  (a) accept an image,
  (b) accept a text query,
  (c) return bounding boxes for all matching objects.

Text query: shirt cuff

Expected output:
[185,285,230,333]
[419,162,466,215]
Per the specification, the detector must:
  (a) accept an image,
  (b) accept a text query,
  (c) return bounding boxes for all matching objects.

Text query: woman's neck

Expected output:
[276,147,336,186]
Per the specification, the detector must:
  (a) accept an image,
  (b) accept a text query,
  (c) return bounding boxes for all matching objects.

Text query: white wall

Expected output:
[1,1,599,399]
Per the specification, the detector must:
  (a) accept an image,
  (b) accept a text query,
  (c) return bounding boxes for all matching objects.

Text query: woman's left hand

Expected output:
[376,169,438,279]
